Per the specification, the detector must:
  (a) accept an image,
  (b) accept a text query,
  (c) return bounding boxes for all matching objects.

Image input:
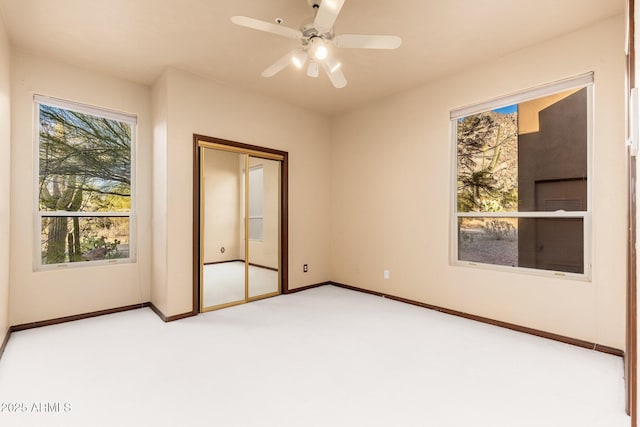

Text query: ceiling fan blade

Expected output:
[231,16,302,40]
[321,61,347,88]
[262,50,297,77]
[313,0,346,33]
[333,34,402,49]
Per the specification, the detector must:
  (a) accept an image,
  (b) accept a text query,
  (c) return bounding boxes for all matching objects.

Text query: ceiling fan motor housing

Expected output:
[301,23,332,44]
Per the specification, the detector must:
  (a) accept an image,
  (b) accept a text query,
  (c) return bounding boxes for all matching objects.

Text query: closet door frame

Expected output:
[193,134,289,313]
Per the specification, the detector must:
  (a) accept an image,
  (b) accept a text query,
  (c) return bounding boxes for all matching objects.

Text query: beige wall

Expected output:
[150,72,169,315]
[9,51,152,325]
[203,149,242,263]
[0,16,11,343]
[330,15,626,349]
[152,68,331,317]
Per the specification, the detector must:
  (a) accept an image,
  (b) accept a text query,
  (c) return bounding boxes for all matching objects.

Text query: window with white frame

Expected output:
[35,95,136,268]
[452,73,592,278]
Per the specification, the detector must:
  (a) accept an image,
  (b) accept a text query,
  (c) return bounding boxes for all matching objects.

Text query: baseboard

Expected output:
[1,282,622,363]
[148,302,167,321]
[0,327,10,360]
[148,302,197,322]
[9,302,195,331]
[249,263,279,272]
[285,281,331,294]
[329,282,624,358]
[204,259,244,266]
[11,302,150,332]
[204,260,278,272]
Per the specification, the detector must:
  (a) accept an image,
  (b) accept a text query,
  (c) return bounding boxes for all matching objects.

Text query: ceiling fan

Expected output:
[231,0,402,88]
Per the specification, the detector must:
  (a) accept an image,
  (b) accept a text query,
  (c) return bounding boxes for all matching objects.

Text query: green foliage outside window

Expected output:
[38,103,132,265]
[456,110,518,213]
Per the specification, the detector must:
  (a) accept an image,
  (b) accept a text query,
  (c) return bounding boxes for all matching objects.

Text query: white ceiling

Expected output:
[0,0,625,116]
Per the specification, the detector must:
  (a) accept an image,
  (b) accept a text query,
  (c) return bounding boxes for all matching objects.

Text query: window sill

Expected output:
[35,257,136,272]
[451,259,592,282]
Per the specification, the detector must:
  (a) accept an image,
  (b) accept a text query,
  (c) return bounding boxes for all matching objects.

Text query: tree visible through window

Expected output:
[453,76,591,276]
[37,97,135,266]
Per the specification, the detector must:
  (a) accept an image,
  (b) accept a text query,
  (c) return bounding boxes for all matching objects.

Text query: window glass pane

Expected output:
[39,104,131,213]
[517,218,584,274]
[458,218,518,267]
[458,217,583,274]
[457,88,587,213]
[40,217,130,265]
[457,108,518,213]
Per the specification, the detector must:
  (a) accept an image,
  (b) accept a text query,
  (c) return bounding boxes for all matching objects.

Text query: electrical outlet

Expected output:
[383,270,390,280]
[303,264,308,273]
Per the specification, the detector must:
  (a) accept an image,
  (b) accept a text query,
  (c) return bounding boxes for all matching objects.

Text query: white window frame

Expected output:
[33,95,137,270]
[450,73,594,280]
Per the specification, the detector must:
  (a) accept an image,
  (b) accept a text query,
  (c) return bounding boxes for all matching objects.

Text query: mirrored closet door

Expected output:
[196,136,287,312]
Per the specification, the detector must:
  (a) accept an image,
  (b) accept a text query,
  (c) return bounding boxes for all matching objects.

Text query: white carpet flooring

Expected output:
[0,285,630,427]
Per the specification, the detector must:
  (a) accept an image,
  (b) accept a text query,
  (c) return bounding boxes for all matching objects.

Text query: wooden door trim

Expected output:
[627,0,637,421]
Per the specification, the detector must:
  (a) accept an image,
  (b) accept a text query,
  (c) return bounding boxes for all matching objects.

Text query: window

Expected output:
[35,95,136,268]
[452,73,592,278]
[248,164,264,241]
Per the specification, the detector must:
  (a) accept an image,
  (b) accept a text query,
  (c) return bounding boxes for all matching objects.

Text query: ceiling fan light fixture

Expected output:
[308,37,329,61]
[291,50,308,69]
[314,44,328,60]
[307,61,319,78]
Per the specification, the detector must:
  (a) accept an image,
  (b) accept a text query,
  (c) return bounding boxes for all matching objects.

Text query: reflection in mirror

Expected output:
[247,156,280,298]
[201,148,246,309]
[200,148,281,311]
